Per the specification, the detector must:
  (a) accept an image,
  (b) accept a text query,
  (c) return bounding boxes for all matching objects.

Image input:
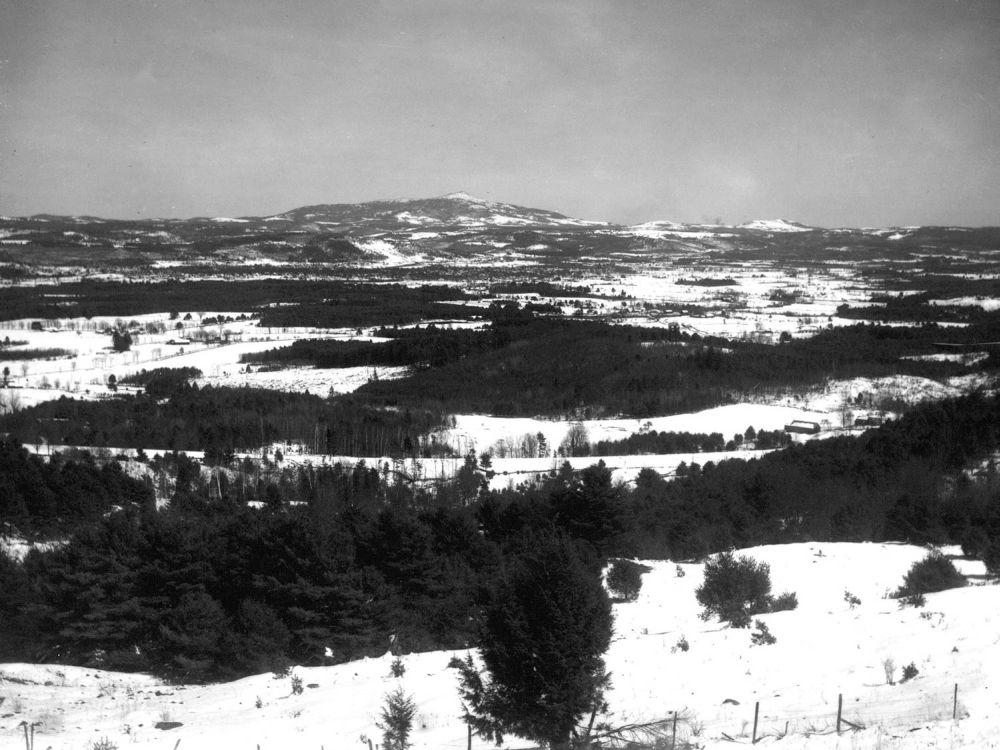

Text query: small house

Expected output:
[784,420,821,435]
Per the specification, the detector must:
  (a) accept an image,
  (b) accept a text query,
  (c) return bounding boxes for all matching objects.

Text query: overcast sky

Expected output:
[1,0,998,226]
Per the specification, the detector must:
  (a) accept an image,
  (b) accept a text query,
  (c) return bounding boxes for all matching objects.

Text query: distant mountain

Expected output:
[264,192,609,231]
[736,219,815,233]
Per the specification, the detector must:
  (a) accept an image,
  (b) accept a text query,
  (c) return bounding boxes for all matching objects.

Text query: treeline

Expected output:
[3,393,1000,680]
[620,391,1000,558]
[0,279,477,325]
[355,319,989,418]
[475,393,1000,563]
[0,440,153,533]
[120,367,203,398]
[0,385,452,459]
[591,427,791,456]
[0,446,496,679]
[245,326,509,370]
[255,284,477,328]
[0,499,495,679]
[838,296,1000,325]
[0,347,73,361]
[488,281,625,299]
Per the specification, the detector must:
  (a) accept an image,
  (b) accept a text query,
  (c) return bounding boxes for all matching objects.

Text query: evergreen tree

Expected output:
[111,330,132,352]
[606,558,647,602]
[550,461,625,556]
[377,687,416,750]
[695,551,772,628]
[458,531,612,750]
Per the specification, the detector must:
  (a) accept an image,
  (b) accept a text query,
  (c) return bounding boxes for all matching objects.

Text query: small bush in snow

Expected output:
[91,739,119,750]
[390,657,406,678]
[606,559,648,602]
[750,620,776,646]
[844,590,861,609]
[882,657,896,685]
[769,591,798,612]
[446,655,465,669]
[675,564,686,578]
[672,636,689,653]
[900,663,919,683]
[290,674,303,695]
[898,592,926,609]
[696,551,772,628]
[255,696,263,709]
[895,551,965,598]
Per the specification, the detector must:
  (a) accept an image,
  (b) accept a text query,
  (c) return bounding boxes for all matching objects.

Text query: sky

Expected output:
[1,0,998,227]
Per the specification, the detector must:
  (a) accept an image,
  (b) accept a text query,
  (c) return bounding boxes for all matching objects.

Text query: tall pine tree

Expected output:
[458,531,612,750]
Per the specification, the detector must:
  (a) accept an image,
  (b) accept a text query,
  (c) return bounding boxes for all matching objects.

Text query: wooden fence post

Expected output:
[953,683,958,720]
[468,723,472,750]
[836,694,843,735]
[671,710,677,750]
[752,701,760,744]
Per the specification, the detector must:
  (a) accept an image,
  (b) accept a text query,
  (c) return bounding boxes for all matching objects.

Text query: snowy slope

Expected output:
[2,542,996,750]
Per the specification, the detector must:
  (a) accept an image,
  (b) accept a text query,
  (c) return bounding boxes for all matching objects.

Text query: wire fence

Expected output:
[387,681,969,750]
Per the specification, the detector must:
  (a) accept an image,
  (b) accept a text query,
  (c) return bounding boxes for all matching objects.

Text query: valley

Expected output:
[2,194,999,750]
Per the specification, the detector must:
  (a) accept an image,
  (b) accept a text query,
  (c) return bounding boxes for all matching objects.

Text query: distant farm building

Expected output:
[853,415,884,427]
[784,420,821,435]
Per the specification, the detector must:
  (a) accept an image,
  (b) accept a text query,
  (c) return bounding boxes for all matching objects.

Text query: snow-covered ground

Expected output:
[194,365,410,395]
[929,297,1000,311]
[2,542,995,749]
[439,404,834,456]
[0,316,414,405]
[433,372,999,458]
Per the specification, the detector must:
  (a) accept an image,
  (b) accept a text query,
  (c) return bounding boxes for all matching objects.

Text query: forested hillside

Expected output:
[2,393,999,681]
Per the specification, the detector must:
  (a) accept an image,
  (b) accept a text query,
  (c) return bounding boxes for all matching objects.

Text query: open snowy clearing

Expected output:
[194,365,410,396]
[439,404,835,456]
[1,542,995,749]
[929,297,1000,311]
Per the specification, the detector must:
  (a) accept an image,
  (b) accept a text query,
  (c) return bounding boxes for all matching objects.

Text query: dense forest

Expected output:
[0,440,154,533]
[0,279,477,325]
[0,382,453,460]
[352,318,990,417]
[238,305,995,419]
[838,295,1000,325]
[2,392,1000,681]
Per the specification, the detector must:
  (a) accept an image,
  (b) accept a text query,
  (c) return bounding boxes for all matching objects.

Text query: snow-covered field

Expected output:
[194,364,410,396]
[441,404,833,456]
[434,372,999,459]
[2,542,995,749]
[0,316,411,404]
[15,369,996,490]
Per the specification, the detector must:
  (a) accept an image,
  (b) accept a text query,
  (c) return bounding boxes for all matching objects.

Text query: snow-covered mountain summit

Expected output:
[267,193,607,230]
[737,218,815,233]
